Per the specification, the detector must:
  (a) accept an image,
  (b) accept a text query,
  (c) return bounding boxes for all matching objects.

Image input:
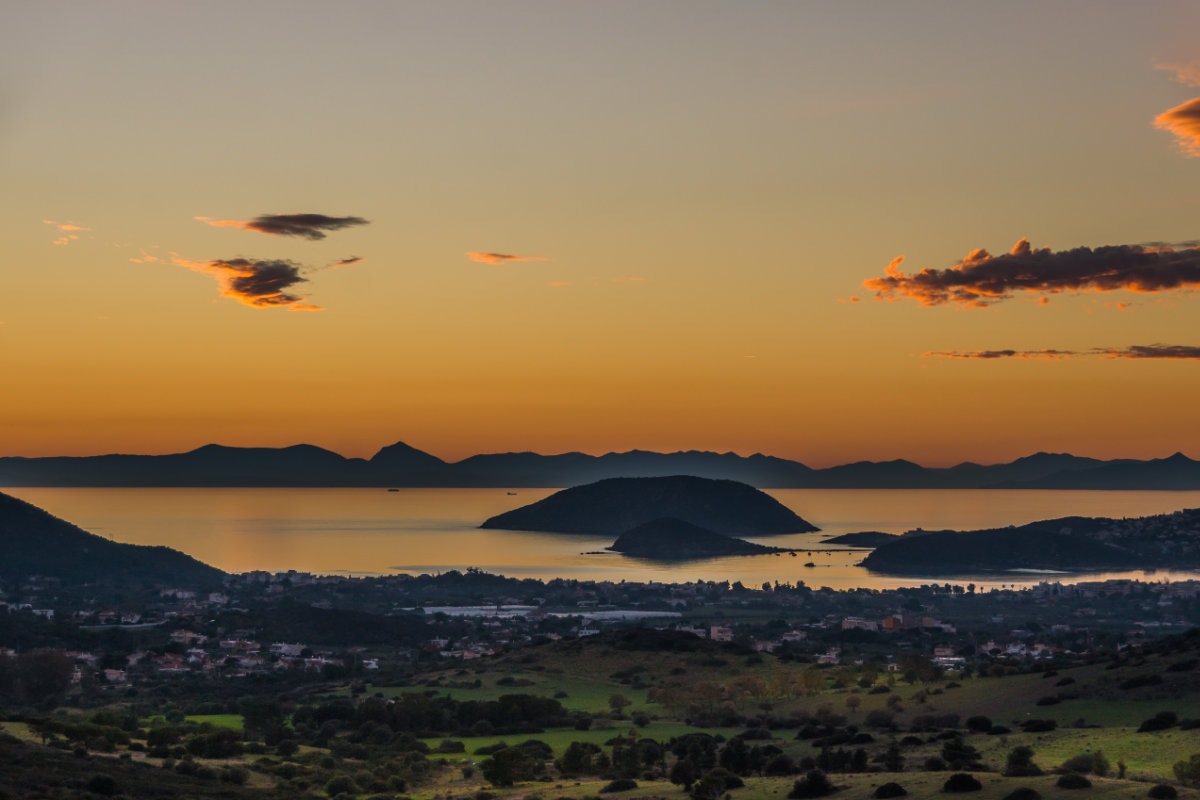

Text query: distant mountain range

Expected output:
[1,442,1198,489]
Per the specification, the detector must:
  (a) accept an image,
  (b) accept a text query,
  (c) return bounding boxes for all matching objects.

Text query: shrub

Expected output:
[600,779,638,793]
[1120,675,1164,691]
[326,775,359,796]
[874,781,907,798]
[924,756,947,772]
[1139,712,1179,733]
[1020,719,1056,733]
[1035,696,1061,706]
[1060,751,1109,777]
[942,773,982,792]
[965,716,992,733]
[1003,789,1041,800]
[789,769,835,798]
[987,725,1011,735]
[1148,786,1177,799]
[1056,774,1092,789]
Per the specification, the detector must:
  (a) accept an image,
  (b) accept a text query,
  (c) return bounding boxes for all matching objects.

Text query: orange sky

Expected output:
[3,2,1200,467]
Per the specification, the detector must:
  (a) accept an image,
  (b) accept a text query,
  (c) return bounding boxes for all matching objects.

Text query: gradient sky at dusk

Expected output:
[3,1,1199,466]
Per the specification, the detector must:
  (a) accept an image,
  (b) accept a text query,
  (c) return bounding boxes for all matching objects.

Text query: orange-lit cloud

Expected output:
[465,252,548,264]
[613,276,645,282]
[170,254,320,310]
[924,344,1200,360]
[864,237,1200,307]
[42,219,91,232]
[548,281,571,287]
[328,256,364,269]
[1155,97,1200,157]
[195,213,369,240]
[129,249,160,264]
[1157,60,1200,87]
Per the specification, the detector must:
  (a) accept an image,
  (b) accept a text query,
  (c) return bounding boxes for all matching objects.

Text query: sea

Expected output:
[6,487,1200,591]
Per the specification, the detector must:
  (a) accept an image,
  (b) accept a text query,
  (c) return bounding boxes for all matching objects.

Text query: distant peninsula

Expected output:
[480,475,818,536]
[1,441,1199,489]
[861,507,1200,575]
[821,531,897,547]
[608,517,788,560]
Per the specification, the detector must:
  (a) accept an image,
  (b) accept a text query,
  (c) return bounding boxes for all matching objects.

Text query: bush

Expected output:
[326,776,359,796]
[600,779,638,793]
[1003,789,1041,800]
[874,782,907,798]
[965,716,992,733]
[1056,774,1092,789]
[1120,675,1164,691]
[1020,719,1056,733]
[1035,696,1060,706]
[1139,712,1179,733]
[924,757,947,772]
[789,769,835,798]
[942,773,982,792]
[1148,786,1178,799]
[1060,751,1108,777]
[1004,746,1041,777]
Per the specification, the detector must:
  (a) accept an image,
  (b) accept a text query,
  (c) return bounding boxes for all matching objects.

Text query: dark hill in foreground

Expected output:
[608,517,786,559]
[0,491,223,588]
[480,475,817,536]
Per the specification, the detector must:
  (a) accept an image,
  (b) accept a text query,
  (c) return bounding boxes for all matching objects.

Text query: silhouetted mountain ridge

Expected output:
[0,442,1195,489]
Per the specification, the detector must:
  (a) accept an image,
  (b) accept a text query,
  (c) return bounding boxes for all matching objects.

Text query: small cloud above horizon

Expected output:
[328,256,364,269]
[170,254,321,310]
[863,237,1200,307]
[43,219,92,246]
[465,251,548,265]
[1157,60,1200,87]
[923,344,1200,360]
[196,213,369,240]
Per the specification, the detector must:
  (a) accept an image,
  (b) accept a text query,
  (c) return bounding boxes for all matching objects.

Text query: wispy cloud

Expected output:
[1157,60,1200,87]
[129,249,160,264]
[1155,97,1200,157]
[863,238,1200,307]
[612,276,645,283]
[924,344,1200,360]
[195,213,369,240]
[170,254,320,310]
[42,219,91,246]
[465,251,548,265]
[328,256,364,269]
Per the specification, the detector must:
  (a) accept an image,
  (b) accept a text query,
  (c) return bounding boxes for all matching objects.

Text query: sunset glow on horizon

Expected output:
[3,1,1199,468]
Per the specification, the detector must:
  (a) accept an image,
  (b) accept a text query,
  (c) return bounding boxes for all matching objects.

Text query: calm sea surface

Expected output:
[6,487,1200,590]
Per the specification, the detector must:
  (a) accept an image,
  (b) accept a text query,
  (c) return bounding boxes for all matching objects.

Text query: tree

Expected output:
[1174,753,1200,787]
[609,693,632,718]
[789,769,835,798]
[482,746,536,787]
[845,695,862,714]
[1005,746,1041,777]
[941,736,981,770]
[884,740,904,772]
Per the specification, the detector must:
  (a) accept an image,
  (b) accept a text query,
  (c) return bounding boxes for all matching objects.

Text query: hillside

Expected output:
[480,475,818,536]
[0,491,223,588]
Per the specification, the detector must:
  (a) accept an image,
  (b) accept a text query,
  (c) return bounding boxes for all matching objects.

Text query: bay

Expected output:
[5,487,1200,590]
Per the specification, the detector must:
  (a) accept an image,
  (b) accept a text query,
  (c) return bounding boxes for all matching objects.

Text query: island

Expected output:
[480,474,818,536]
[607,517,788,560]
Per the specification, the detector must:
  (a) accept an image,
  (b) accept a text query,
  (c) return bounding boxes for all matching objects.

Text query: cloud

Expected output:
[1155,97,1200,157]
[465,251,548,264]
[612,276,645,282]
[863,237,1200,307]
[170,255,320,310]
[548,281,571,287]
[923,344,1200,360]
[42,219,91,232]
[195,213,369,240]
[129,249,160,264]
[1157,60,1200,87]
[328,256,364,269]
